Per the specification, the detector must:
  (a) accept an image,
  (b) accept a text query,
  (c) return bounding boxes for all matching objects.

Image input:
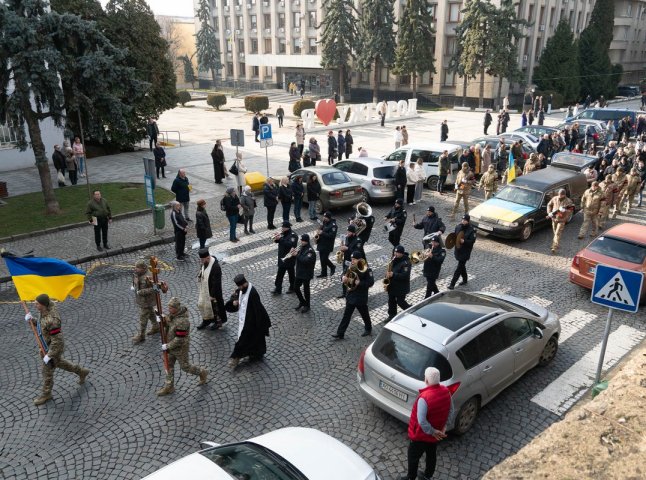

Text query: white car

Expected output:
[498,131,540,150]
[141,427,381,480]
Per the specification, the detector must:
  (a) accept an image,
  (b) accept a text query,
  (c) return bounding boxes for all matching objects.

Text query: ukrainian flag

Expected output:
[3,256,85,301]
[508,150,516,183]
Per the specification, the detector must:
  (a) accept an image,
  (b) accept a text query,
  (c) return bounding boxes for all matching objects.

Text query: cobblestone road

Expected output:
[1,188,645,480]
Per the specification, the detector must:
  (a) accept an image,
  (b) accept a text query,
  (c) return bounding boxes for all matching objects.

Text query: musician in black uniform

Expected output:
[386,245,412,321]
[349,206,375,243]
[385,198,407,250]
[413,206,446,248]
[423,234,446,298]
[293,234,317,313]
[338,224,364,299]
[271,221,299,295]
[316,211,337,278]
[332,251,375,340]
[448,214,477,289]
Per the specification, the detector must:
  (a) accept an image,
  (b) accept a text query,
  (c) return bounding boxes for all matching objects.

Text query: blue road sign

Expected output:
[591,264,643,313]
[259,124,272,140]
[144,175,155,208]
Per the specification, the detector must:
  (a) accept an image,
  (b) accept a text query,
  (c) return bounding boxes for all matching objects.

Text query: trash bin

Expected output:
[154,204,165,229]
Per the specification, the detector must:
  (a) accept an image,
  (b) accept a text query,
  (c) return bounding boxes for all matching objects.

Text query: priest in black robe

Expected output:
[224,274,271,368]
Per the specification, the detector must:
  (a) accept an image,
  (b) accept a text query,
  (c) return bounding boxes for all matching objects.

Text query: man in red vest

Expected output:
[400,367,454,480]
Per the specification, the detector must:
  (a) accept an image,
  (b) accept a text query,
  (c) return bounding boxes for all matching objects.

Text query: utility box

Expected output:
[153,204,165,229]
[244,171,266,191]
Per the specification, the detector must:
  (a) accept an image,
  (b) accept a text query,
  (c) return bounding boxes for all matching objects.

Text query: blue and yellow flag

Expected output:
[508,150,516,183]
[3,256,85,301]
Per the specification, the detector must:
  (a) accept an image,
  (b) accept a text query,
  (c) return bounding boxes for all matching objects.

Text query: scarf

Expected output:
[197,259,215,320]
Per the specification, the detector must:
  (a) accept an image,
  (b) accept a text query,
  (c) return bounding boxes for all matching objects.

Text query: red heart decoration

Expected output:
[315,99,337,126]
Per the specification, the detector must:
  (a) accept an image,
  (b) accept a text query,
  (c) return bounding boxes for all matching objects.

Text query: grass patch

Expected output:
[0,182,174,237]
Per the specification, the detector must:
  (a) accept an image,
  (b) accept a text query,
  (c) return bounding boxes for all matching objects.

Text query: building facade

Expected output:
[194,0,645,101]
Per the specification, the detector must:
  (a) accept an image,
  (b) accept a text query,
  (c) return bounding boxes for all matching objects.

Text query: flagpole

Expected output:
[20,301,47,356]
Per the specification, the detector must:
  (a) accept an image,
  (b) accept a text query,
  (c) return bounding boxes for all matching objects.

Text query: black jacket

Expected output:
[295,244,317,280]
[252,116,260,132]
[195,208,212,239]
[346,267,375,306]
[454,223,477,262]
[278,184,293,203]
[484,112,492,126]
[351,214,375,243]
[222,194,240,216]
[170,208,188,233]
[291,180,304,200]
[414,213,446,242]
[395,166,407,189]
[307,180,321,201]
[263,183,279,207]
[343,235,364,264]
[327,135,337,155]
[52,150,66,171]
[201,257,227,323]
[276,230,299,266]
[317,219,337,253]
[386,206,407,233]
[423,247,446,280]
[389,255,411,296]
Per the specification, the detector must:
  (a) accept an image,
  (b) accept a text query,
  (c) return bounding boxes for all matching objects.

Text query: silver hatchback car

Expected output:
[357,290,560,434]
[333,158,397,203]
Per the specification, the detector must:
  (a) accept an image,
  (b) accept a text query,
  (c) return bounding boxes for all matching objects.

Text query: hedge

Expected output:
[244,95,269,112]
[177,90,191,106]
[293,99,315,117]
[207,93,227,110]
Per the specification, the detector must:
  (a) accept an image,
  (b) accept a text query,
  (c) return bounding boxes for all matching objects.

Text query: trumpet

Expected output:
[411,247,435,264]
[281,246,301,262]
[271,232,284,243]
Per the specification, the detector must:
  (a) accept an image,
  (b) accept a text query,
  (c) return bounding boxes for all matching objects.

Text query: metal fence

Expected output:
[0,121,19,149]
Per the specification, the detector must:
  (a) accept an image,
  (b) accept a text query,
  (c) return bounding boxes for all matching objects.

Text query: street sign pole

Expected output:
[594,308,613,384]
[259,124,273,178]
[265,145,269,177]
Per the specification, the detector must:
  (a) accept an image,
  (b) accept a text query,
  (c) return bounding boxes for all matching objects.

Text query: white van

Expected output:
[382,142,463,190]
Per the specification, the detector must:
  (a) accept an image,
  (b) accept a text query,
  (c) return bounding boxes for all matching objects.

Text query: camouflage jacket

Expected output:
[581,188,603,214]
[134,274,156,309]
[165,306,190,351]
[38,306,64,358]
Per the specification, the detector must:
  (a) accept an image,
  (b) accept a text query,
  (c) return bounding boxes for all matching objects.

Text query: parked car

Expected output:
[357,291,561,434]
[469,136,536,158]
[141,427,381,480]
[616,85,641,97]
[566,108,646,136]
[289,167,363,214]
[498,131,540,149]
[381,142,462,190]
[570,223,646,304]
[514,125,558,138]
[468,155,592,240]
[556,121,606,147]
[332,158,397,203]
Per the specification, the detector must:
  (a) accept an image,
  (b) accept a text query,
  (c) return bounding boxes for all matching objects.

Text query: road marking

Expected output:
[531,324,645,416]
[557,309,597,343]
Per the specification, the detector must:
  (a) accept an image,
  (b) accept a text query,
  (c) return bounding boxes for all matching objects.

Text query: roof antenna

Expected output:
[419,318,426,328]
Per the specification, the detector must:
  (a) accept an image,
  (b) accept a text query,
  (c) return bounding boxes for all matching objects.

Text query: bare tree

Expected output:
[156,15,182,82]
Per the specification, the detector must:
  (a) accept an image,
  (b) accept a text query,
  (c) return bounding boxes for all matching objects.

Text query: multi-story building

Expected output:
[194,0,646,103]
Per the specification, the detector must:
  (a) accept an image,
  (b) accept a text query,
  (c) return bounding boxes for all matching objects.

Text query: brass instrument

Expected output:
[314,233,321,244]
[349,202,371,236]
[281,246,301,262]
[410,250,424,264]
[335,234,347,264]
[445,232,457,249]
[382,256,394,291]
[343,259,368,291]
[272,232,284,243]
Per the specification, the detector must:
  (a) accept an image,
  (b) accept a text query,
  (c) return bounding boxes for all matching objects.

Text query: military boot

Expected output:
[198,369,208,385]
[132,333,145,344]
[33,394,53,406]
[156,384,175,396]
[78,368,90,385]
[147,324,160,335]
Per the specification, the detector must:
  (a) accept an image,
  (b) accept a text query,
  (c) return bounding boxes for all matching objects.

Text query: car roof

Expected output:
[550,152,597,171]
[602,223,646,245]
[338,157,395,167]
[512,166,583,189]
[397,142,463,151]
[297,166,344,174]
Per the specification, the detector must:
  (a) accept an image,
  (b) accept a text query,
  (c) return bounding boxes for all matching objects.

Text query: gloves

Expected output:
[156,315,162,324]
[161,344,168,351]
[25,313,33,322]
[43,354,51,364]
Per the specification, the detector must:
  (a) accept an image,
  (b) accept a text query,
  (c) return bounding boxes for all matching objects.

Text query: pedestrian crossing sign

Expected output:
[591,264,643,313]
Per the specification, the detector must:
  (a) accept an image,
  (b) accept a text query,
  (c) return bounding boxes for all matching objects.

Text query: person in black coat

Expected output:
[52,144,66,176]
[440,120,449,141]
[222,187,241,243]
[271,221,299,295]
[195,199,212,249]
[414,206,446,248]
[196,248,227,330]
[385,198,407,249]
[211,140,226,183]
[153,144,166,179]
[224,274,271,367]
[170,201,188,261]
[307,174,321,220]
[292,234,317,313]
[278,176,293,223]
[288,142,301,173]
[344,130,353,159]
[350,209,375,243]
[338,224,364,298]
[386,245,412,321]
[448,215,477,289]
[252,113,260,142]
[423,236,446,298]
[291,176,304,222]
[395,159,407,200]
[316,211,337,277]
[263,178,279,229]
[332,251,375,339]
[327,130,338,165]
[483,110,492,135]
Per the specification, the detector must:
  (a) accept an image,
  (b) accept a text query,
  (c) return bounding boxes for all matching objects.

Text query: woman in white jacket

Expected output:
[233,152,247,195]
[414,157,425,203]
[406,162,417,205]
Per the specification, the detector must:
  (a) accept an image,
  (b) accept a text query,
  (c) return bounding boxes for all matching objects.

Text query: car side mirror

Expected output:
[533,327,543,339]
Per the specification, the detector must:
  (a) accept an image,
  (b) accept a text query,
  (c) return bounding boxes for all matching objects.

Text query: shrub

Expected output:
[293,99,315,117]
[177,90,191,106]
[536,90,565,109]
[207,93,227,110]
[244,95,269,112]
[332,105,352,121]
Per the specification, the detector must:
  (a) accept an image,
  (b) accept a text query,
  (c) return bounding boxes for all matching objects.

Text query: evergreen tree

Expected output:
[179,55,197,89]
[392,0,436,96]
[318,0,359,102]
[578,0,615,99]
[448,21,470,106]
[533,20,580,103]
[50,0,104,20]
[101,0,176,146]
[195,0,222,88]
[356,0,396,103]
[1,0,140,214]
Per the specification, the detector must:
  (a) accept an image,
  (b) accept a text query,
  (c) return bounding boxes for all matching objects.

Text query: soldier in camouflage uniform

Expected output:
[578,181,603,239]
[546,189,574,253]
[611,167,627,219]
[620,168,641,214]
[450,163,475,218]
[598,175,615,229]
[132,260,159,343]
[25,294,90,406]
[478,164,498,200]
[157,297,208,396]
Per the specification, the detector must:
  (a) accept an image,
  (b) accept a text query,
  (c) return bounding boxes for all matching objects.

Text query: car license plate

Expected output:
[343,191,355,197]
[379,380,408,402]
[478,223,494,231]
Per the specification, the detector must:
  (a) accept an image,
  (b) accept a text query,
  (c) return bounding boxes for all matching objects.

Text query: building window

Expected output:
[445,36,456,55]
[293,12,301,27]
[264,66,273,76]
[250,14,257,28]
[263,13,271,29]
[239,62,245,75]
[443,68,456,86]
[225,16,232,30]
[308,11,317,27]
[227,63,234,75]
[293,38,301,54]
[380,67,389,84]
[308,38,317,54]
[252,65,259,77]
[227,39,233,52]
[626,4,632,17]
[278,13,285,28]
[399,75,410,86]
[212,16,219,31]
[236,15,243,28]
[264,38,272,53]
[279,38,286,53]
[0,121,18,148]
[448,3,460,22]
[421,71,431,85]
[360,71,369,83]
[251,38,258,53]
[238,39,245,52]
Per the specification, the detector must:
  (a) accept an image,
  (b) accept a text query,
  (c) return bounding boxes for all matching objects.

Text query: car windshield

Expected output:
[372,330,453,381]
[322,171,351,186]
[373,166,396,179]
[495,186,542,208]
[587,236,646,265]
[200,442,304,480]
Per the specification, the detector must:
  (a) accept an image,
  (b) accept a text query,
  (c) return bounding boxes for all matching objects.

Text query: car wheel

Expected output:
[426,176,439,190]
[361,189,370,203]
[539,335,558,366]
[453,396,480,435]
[315,200,324,214]
[520,223,533,241]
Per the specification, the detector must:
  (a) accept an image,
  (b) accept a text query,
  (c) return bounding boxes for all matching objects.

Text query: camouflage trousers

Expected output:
[484,190,495,200]
[163,345,202,387]
[551,221,565,251]
[41,357,82,395]
[138,306,157,336]
[451,192,470,216]
[598,204,610,228]
[620,191,636,213]
[579,211,599,238]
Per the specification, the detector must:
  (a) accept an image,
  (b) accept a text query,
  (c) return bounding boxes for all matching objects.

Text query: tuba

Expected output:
[350,202,372,236]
